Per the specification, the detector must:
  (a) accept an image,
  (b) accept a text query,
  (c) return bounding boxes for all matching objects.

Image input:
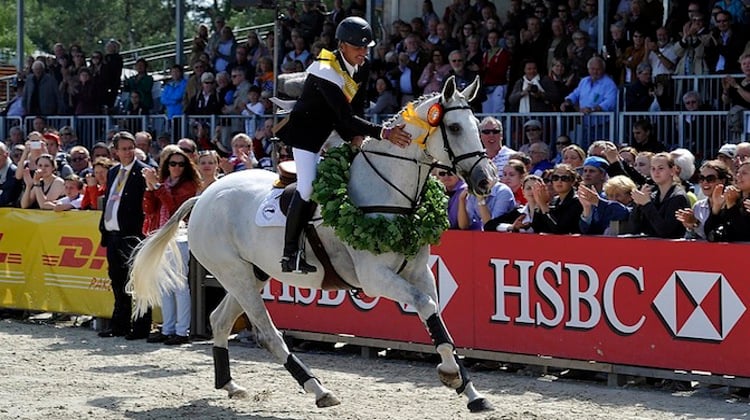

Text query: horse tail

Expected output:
[127,196,200,318]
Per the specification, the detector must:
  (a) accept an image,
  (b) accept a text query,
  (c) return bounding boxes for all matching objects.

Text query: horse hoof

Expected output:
[316,392,341,408]
[467,397,494,413]
[228,389,249,399]
[437,366,462,389]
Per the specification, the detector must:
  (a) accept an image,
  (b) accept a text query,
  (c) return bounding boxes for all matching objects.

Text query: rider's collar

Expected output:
[401,102,435,150]
[340,54,358,77]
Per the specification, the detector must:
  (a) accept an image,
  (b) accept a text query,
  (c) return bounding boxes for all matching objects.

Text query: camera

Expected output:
[30,141,42,150]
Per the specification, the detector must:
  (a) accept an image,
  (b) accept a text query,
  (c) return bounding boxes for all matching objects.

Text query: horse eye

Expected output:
[448,123,461,133]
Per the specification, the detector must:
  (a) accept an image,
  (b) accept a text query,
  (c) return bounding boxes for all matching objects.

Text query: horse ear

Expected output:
[461,76,481,102]
[442,75,456,100]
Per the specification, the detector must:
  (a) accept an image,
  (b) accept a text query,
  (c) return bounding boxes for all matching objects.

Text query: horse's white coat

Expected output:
[128,76,496,412]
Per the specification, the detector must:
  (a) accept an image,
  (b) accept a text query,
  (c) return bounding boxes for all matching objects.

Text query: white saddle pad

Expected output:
[255,188,323,228]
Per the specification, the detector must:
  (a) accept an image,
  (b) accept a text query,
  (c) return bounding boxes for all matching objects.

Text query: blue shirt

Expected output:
[466,182,517,230]
[565,75,618,112]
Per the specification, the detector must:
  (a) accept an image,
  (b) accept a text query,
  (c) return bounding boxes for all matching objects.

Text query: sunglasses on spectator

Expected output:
[481,129,500,134]
[556,141,571,145]
[71,157,88,163]
[437,171,454,177]
[698,174,720,182]
[169,161,187,167]
[551,174,573,182]
[180,147,195,153]
[525,127,541,132]
[543,178,552,184]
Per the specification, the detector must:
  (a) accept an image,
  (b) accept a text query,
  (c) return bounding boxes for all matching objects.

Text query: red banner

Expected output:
[263,232,750,377]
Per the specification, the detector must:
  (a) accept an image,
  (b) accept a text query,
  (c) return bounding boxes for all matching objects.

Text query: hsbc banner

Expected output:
[263,231,750,378]
[0,208,114,317]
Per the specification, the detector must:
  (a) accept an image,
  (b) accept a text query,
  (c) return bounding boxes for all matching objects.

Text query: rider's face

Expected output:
[340,42,368,67]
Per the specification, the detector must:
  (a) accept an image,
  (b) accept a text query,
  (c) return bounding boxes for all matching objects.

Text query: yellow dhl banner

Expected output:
[0,208,114,317]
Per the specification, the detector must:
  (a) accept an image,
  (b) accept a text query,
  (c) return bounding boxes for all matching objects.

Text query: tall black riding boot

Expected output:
[281,191,317,274]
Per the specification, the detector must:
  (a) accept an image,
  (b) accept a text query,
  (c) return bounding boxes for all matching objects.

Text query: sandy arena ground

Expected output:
[0,318,748,420]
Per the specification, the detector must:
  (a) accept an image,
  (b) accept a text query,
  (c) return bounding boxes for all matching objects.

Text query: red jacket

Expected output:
[142,179,198,235]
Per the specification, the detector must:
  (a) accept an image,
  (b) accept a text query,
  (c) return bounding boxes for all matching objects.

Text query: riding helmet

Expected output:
[335,16,376,47]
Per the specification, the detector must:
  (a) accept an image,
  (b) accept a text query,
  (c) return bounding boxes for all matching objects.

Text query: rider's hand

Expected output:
[383,124,411,148]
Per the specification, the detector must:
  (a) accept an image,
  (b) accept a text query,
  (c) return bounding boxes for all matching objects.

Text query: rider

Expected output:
[277,16,412,274]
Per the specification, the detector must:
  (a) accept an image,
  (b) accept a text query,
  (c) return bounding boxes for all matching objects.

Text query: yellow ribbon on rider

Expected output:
[317,49,359,102]
[401,102,433,150]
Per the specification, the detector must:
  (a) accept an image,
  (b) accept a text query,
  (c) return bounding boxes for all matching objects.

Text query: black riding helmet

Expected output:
[335,16,376,47]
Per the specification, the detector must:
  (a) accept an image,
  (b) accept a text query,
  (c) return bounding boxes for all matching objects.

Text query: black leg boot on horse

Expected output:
[281,191,317,274]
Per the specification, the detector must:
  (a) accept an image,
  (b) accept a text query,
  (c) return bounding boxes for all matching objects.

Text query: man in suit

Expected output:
[98,131,152,339]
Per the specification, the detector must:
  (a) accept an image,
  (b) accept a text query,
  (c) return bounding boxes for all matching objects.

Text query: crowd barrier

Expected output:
[3,208,750,382]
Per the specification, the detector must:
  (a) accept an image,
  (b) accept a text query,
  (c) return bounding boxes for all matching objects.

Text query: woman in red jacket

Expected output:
[142,146,200,345]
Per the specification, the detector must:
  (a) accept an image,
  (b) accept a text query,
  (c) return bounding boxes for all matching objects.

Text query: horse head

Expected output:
[413,76,497,197]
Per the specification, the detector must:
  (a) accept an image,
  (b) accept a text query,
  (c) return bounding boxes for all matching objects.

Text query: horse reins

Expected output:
[358,102,489,215]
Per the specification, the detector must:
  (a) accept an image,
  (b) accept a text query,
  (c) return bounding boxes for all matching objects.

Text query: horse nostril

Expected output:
[477,179,489,192]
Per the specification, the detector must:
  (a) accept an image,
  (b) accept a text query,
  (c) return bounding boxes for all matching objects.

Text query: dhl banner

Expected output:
[0,208,113,317]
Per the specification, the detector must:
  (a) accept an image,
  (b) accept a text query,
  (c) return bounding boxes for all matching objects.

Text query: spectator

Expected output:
[189,24,209,66]
[254,57,275,93]
[197,150,221,193]
[531,163,583,234]
[182,60,209,110]
[546,18,572,76]
[604,22,630,83]
[632,152,690,238]
[712,0,747,24]
[459,176,516,231]
[676,159,733,239]
[367,77,399,116]
[619,29,648,85]
[81,157,114,210]
[434,21,460,59]
[242,85,265,135]
[227,44,256,83]
[488,174,541,233]
[625,62,656,111]
[219,133,256,174]
[283,29,312,70]
[444,50,483,111]
[161,65,188,120]
[552,135,573,164]
[674,11,711,76]
[519,16,550,74]
[246,31,270,70]
[670,148,698,205]
[15,131,46,184]
[706,11,747,74]
[216,71,235,108]
[562,144,587,170]
[102,40,123,109]
[123,58,155,112]
[580,175,637,235]
[619,146,638,167]
[704,160,750,241]
[176,138,198,163]
[43,133,74,178]
[224,68,251,115]
[634,151,654,178]
[10,145,25,167]
[20,154,64,210]
[207,16,227,62]
[23,60,63,116]
[0,143,22,207]
[434,168,477,230]
[578,0,598,48]
[630,119,666,153]
[134,131,158,168]
[519,119,545,155]
[99,131,152,339]
[480,29,511,114]
[91,142,112,161]
[72,67,101,115]
[501,159,529,206]
[581,155,609,193]
[508,59,560,113]
[560,56,617,143]
[213,26,237,73]
[141,146,200,345]
[529,143,554,176]
[2,81,25,118]
[389,34,429,106]
[678,90,715,151]
[53,174,84,211]
[721,53,750,140]
[566,31,595,79]
[479,116,515,174]
[298,0,326,46]
[5,126,25,146]
[418,49,451,95]
[464,35,482,73]
[69,145,92,177]
[122,90,148,116]
[186,72,223,115]
[555,3,578,36]
[548,57,578,101]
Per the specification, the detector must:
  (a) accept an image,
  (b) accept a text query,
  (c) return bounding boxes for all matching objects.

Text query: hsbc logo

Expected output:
[653,271,745,341]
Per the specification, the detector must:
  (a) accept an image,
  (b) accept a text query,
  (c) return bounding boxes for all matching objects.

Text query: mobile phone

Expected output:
[30,141,42,150]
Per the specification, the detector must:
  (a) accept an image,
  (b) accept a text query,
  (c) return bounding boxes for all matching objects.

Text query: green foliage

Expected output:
[312,145,450,258]
[0,2,34,58]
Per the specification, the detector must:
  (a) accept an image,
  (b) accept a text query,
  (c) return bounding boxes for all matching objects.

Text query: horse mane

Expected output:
[384,92,442,126]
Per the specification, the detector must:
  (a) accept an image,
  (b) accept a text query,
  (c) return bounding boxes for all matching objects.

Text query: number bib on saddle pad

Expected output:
[255,184,323,228]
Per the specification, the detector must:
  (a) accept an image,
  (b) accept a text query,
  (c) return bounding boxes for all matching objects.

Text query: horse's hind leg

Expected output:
[219,277,341,408]
[209,294,249,399]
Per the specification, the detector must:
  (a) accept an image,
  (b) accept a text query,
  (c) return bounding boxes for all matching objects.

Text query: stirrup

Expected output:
[281,252,317,274]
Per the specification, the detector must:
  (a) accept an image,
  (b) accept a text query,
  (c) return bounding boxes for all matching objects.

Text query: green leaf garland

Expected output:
[312,145,449,258]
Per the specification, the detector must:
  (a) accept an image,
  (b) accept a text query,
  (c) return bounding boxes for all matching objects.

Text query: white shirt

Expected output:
[103,160,136,232]
[58,194,83,209]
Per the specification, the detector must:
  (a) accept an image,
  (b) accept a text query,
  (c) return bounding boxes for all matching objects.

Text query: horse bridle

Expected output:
[358,101,489,215]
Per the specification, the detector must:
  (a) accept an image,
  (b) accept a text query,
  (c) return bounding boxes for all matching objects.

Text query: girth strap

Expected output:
[304,224,359,291]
